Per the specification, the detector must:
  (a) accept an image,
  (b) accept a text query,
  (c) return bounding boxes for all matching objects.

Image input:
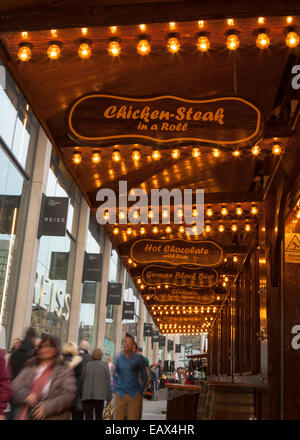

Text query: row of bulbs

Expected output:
[17,30,300,61]
[72,143,282,165]
[160,319,214,329]
[151,305,217,313]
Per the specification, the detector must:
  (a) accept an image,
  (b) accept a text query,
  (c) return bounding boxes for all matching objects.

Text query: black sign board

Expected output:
[131,239,224,267]
[49,252,69,280]
[128,323,138,337]
[168,340,174,351]
[152,330,159,343]
[81,282,97,304]
[38,194,69,238]
[175,344,181,353]
[159,335,166,348]
[144,323,153,337]
[122,301,135,320]
[67,93,263,149]
[82,252,103,282]
[142,265,218,288]
[106,282,122,305]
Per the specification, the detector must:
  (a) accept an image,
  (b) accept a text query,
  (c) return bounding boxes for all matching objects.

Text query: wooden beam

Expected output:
[1,0,300,32]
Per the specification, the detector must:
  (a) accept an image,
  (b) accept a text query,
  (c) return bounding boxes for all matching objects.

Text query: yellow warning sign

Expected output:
[285,233,300,263]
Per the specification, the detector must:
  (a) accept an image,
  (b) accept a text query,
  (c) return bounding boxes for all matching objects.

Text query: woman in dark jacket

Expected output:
[80,348,112,420]
[12,334,76,420]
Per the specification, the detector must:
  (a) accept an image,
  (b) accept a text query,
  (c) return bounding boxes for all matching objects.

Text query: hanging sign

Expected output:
[152,289,216,305]
[67,93,263,148]
[285,233,300,263]
[144,323,153,337]
[159,335,166,348]
[131,239,224,267]
[81,282,97,304]
[152,330,160,343]
[168,340,174,351]
[106,282,122,305]
[38,194,69,238]
[122,301,135,320]
[82,252,103,282]
[142,265,218,288]
[175,344,181,353]
[128,323,138,337]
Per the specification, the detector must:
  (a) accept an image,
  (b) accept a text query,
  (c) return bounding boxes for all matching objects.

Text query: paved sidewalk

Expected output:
[142,399,167,420]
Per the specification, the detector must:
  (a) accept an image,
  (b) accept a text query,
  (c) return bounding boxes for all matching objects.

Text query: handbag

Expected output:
[103,401,114,420]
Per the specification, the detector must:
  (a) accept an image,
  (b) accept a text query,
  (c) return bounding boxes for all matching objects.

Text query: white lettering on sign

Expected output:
[291,325,300,350]
[35,273,71,321]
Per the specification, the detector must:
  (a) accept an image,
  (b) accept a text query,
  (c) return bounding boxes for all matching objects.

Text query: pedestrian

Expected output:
[105,355,114,386]
[62,341,83,420]
[12,333,76,420]
[74,340,91,420]
[5,338,22,364]
[78,340,90,364]
[9,327,36,380]
[113,334,147,420]
[80,348,112,420]
[0,349,12,420]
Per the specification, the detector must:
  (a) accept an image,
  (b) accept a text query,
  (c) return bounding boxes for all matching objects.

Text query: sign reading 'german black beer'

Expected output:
[106,282,122,305]
[67,94,263,148]
[122,301,135,320]
[142,265,218,288]
[131,239,224,267]
[38,194,69,238]
[82,252,103,282]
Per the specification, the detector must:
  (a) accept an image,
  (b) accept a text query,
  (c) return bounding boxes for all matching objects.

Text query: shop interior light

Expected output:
[167,37,180,53]
[47,43,61,60]
[18,43,32,62]
[197,35,210,52]
[92,151,101,164]
[78,42,92,59]
[226,33,239,50]
[137,39,151,55]
[256,33,270,49]
[72,152,82,164]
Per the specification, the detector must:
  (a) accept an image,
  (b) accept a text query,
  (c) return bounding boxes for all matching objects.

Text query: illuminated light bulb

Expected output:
[286,30,299,48]
[221,206,228,216]
[141,285,145,290]
[146,296,150,301]
[132,149,141,161]
[51,29,57,37]
[251,145,260,155]
[272,144,282,155]
[212,148,221,157]
[103,210,110,220]
[233,256,238,262]
[205,225,211,233]
[148,210,153,219]
[224,257,228,262]
[236,206,243,215]
[162,209,169,218]
[92,151,101,164]
[217,296,220,300]
[169,22,176,30]
[245,224,251,231]
[219,224,225,232]
[192,147,201,158]
[110,26,117,33]
[223,281,227,287]
[113,227,119,235]
[78,42,92,59]
[258,17,265,24]
[206,207,213,217]
[108,40,121,57]
[47,43,61,60]
[232,149,241,157]
[152,149,161,160]
[192,225,198,234]
[179,226,185,233]
[172,149,180,159]
[256,33,270,49]
[231,224,238,232]
[126,227,132,235]
[18,44,32,62]
[72,152,82,164]
[112,149,121,162]
[81,28,88,35]
[192,209,198,217]
[128,258,133,264]
[226,33,239,50]
[296,209,300,219]
[286,16,293,24]
[137,39,151,56]
[251,206,258,215]
[167,37,180,53]
[21,31,28,39]
[198,21,204,28]
[139,24,146,31]
[152,226,159,234]
[197,36,210,52]
[227,18,235,26]
[166,226,172,234]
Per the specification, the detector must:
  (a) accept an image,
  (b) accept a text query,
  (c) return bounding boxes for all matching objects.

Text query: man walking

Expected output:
[113,334,147,420]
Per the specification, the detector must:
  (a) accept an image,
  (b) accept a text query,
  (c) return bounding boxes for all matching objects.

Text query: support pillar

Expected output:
[137,299,145,348]
[114,264,126,357]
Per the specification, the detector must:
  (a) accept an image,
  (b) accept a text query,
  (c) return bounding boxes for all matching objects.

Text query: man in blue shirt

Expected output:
[113,334,147,420]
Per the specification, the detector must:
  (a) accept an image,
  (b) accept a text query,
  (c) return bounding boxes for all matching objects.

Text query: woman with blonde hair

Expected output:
[62,341,83,419]
[80,348,112,420]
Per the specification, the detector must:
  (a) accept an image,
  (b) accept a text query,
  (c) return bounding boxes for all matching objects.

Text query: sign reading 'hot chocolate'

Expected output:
[131,239,224,267]
[67,93,263,147]
[142,265,218,288]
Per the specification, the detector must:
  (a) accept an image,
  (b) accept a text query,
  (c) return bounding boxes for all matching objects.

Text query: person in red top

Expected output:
[0,349,12,420]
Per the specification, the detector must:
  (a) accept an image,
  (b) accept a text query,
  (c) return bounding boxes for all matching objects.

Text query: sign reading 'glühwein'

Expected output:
[142,265,218,288]
[152,290,215,305]
[67,94,263,148]
[131,239,224,267]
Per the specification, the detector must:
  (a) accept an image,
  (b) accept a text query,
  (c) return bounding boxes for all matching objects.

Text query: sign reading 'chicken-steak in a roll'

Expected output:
[142,265,218,288]
[130,239,224,267]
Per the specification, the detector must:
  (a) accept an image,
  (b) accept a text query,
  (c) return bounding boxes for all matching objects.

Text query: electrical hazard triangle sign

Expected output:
[285,233,300,263]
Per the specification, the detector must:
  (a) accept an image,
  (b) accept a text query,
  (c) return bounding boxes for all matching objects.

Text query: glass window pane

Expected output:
[11,116,30,169]
[0,88,17,148]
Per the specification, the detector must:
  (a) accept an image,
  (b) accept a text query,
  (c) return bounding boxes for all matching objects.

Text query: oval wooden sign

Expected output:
[151,289,216,305]
[67,93,263,148]
[131,239,224,267]
[142,265,218,288]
